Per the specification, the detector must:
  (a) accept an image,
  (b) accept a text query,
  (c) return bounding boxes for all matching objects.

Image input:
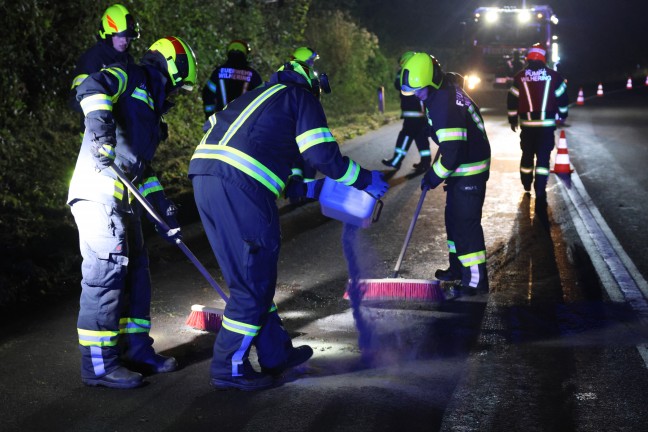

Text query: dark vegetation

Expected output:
[0,0,401,318]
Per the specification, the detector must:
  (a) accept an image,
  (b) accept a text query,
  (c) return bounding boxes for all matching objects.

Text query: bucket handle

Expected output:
[372,199,384,223]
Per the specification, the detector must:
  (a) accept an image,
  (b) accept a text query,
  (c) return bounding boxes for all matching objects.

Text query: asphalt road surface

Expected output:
[1,87,647,432]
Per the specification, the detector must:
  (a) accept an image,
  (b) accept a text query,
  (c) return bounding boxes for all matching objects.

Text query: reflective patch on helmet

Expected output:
[106,15,118,32]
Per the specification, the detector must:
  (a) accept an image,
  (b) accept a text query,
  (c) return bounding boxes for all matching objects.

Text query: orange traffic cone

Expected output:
[626,77,633,89]
[597,83,604,96]
[576,88,585,105]
[552,130,573,174]
[644,75,648,86]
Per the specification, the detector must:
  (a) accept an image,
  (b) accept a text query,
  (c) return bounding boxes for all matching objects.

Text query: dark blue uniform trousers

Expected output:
[192,175,293,377]
[71,200,157,379]
[444,181,489,290]
[388,117,430,167]
[520,127,556,197]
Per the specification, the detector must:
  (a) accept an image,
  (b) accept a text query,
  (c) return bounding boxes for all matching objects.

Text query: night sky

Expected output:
[352,0,648,86]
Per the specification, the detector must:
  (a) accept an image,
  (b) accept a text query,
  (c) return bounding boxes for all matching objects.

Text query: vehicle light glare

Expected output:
[465,74,481,90]
[552,42,559,63]
[518,10,531,23]
[485,10,498,23]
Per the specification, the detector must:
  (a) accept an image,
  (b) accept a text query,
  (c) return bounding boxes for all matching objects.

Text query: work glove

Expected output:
[363,170,389,199]
[305,178,325,199]
[510,122,518,132]
[284,175,306,201]
[152,198,182,244]
[90,142,116,171]
[421,169,442,191]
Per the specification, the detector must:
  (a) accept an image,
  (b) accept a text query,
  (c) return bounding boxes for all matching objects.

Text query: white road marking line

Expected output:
[557,168,648,367]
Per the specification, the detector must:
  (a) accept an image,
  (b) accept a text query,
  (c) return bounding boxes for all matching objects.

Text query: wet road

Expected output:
[1,88,647,431]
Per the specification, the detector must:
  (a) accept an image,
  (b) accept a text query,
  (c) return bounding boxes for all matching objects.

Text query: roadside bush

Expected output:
[0,0,393,318]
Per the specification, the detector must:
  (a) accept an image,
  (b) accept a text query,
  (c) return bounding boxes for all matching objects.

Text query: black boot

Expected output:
[381,157,401,170]
[412,158,431,174]
[261,345,314,376]
[434,268,462,281]
[122,350,179,374]
[82,366,144,389]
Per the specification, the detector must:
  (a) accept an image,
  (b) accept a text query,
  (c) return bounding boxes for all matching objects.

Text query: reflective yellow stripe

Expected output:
[119,317,151,334]
[77,328,119,347]
[222,316,260,337]
[192,145,285,197]
[459,250,486,266]
[218,84,286,147]
[71,74,89,89]
[296,127,336,153]
[80,94,112,115]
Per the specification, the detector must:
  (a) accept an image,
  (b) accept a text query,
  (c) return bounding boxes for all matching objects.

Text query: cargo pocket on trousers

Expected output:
[83,250,130,288]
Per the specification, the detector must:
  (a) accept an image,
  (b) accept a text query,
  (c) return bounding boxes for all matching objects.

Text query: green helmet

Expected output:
[399,51,416,67]
[99,4,140,39]
[400,53,443,95]
[227,39,251,56]
[291,47,319,66]
[277,60,320,96]
[145,36,197,91]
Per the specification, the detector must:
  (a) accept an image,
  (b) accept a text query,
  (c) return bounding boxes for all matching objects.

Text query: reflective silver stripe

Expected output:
[522,81,533,112]
[402,110,424,117]
[296,127,335,153]
[219,79,228,107]
[192,145,284,197]
[218,84,286,147]
[520,119,556,127]
[459,250,486,267]
[541,80,550,118]
[103,67,127,100]
[80,94,112,115]
[336,159,361,186]
[450,158,490,177]
[71,74,88,89]
[131,87,154,110]
[509,86,519,97]
[222,315,260,336]
[436,128,467,142]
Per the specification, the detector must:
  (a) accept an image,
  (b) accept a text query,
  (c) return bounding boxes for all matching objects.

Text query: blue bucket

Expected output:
[318,177,383,228]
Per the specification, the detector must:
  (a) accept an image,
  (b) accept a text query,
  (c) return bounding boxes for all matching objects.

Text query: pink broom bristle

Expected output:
[186,304,224,332]
[344,278,444,301]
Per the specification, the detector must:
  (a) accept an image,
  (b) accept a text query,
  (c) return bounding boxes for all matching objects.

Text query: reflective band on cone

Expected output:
[627,77,633,89]
[552,130,573,174]
[597,83,603,96]
[576,88,585,105]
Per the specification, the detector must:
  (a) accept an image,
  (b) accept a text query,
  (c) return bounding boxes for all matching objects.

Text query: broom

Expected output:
[111,165,227,331]
[344,186,444,301]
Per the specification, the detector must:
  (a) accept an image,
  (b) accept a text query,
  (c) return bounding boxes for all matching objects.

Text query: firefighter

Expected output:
[290,46,320,67]
[288,46,322,203]
[189,60,389,390]
[507,43,569,205]
[202,39,263,119]
[69,4,139,123]
[401,53,491,298]
[68,36,198,388]
[382,51,431,173]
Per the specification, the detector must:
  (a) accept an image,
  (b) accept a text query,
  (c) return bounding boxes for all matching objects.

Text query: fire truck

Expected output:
[461,4,559,91]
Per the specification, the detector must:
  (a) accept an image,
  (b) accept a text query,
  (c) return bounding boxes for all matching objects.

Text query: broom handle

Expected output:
[391,186,428,278]
[111,165,229,302]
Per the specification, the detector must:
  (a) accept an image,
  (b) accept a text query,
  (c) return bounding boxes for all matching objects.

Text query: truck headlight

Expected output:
[465,74,482,90]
